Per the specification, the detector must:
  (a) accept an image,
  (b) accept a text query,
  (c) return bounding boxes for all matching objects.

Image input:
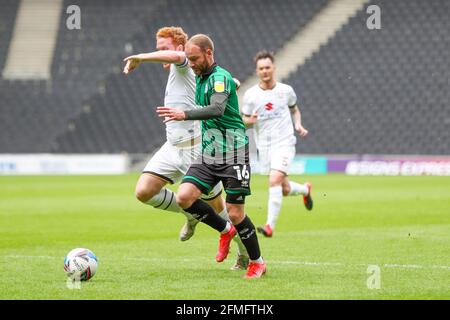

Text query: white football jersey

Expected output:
[242,82,297,149]
[163,58,200,145]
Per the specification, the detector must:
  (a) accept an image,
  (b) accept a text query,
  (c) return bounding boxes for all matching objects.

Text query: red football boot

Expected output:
[257,224,273,237]
[244,262,267,279]
[303,182,313,210]
[215,224,237,262]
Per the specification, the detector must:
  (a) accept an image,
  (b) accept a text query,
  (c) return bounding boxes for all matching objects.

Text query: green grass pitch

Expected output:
[0,174,449,299]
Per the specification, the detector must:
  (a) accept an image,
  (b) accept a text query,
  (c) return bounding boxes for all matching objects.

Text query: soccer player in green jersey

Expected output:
[157,34,266,278]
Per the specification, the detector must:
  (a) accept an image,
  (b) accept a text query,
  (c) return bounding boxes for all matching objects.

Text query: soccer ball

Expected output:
[64,248,98,281]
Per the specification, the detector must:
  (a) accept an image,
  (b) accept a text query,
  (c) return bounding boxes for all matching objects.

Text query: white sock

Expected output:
[147,189,198,223]
[287,181,309,196]
[267,186,283,229]
[145,188,184,214]
[218,208,229,221]
[218,208,248,257]
[221,221,231,234]
[250,257,264,264]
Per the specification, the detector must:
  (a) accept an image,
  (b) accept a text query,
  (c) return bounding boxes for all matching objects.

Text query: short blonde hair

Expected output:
[156,26,188,46]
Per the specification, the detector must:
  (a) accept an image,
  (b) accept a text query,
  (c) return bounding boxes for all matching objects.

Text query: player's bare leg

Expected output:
[136,173,177,211]
[176,182,236,262]
[226,203,265,278]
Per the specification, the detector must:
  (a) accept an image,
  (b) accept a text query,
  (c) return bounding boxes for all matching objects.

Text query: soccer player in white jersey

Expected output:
[242,50,313,238]
[123,27,248,269]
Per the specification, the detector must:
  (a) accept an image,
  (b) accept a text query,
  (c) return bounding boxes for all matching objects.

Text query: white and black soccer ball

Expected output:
[64,248,98,281]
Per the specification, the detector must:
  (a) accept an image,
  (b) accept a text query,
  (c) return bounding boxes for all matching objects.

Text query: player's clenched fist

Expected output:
[123,55,142,74]
[295,124,308,137]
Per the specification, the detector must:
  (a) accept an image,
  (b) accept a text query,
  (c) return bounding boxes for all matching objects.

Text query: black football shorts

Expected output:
[182,162,251,204]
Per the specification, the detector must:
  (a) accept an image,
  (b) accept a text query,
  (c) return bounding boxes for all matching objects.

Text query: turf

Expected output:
[0,174,449,299]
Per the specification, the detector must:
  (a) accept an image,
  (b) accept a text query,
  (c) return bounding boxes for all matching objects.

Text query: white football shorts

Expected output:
[258,144,296,175]
[143,141,222,200]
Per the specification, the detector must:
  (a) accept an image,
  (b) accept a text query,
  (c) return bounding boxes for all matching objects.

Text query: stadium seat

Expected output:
[285,0,450,155]
[2,0,448,156]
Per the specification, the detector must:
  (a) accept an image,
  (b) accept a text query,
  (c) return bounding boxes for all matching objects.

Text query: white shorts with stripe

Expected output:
[258,144,296,175]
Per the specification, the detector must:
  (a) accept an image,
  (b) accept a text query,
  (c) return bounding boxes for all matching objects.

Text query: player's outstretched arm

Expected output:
[156,93,228,122]
[123,51,186,74]
[290,105,308,137]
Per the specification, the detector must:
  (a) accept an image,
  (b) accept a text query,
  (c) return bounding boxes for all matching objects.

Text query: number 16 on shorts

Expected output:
[233,165,250,180]
[233,164,250,189]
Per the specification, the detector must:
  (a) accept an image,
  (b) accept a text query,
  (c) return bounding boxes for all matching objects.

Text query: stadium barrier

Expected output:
[328,155,450,176]
[1,154,449,176]
[253,154,450,176]
[0,154,128,175]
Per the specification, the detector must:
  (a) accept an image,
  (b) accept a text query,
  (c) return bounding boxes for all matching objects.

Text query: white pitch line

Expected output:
[276,260,450,270]
[382,263,450,270]
[2,255,450,270]
[279,261,344,267]
[3,255,58,260]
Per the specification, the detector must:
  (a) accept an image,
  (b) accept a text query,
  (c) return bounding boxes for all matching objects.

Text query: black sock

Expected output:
[234,215,261,261]
[184,200,227,233]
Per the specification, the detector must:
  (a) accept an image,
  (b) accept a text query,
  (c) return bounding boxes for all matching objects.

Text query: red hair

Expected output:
[156,26,188,46]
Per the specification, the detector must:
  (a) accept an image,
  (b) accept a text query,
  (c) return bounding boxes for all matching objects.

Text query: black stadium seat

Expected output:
[286,0,450,155]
